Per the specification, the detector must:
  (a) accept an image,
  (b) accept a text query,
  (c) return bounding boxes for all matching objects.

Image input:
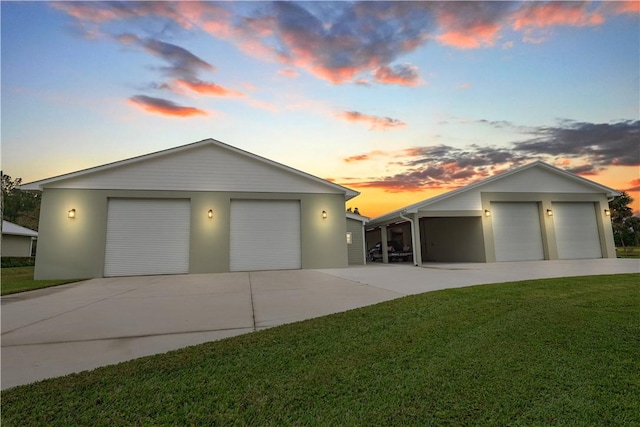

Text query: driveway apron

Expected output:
[2,259,637,389]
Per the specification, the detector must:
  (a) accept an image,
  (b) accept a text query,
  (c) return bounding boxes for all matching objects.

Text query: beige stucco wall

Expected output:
[1,234,34,257]
[35,188,348,279]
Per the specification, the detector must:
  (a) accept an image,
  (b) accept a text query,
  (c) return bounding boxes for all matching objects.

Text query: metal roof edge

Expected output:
[2,220,38,237]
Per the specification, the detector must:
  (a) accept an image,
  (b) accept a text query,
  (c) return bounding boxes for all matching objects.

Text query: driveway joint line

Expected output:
[248,272,257,332]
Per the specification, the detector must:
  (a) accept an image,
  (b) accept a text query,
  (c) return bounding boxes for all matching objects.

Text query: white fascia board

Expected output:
[346,212,370,223]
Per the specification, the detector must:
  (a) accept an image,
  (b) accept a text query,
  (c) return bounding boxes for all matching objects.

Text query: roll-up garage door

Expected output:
[492,202,544,262]
[104,199,190,277]
[230,200,301,271]
[552,202,602,259]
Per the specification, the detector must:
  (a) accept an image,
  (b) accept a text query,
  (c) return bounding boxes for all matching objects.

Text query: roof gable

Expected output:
[370,161,620,224]
[2,221,38,237]
[22,139,359,199]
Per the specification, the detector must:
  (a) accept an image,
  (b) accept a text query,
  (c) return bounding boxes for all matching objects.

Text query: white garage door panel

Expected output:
[105,199,190,276]
[230,200,301,271]
[553,203,602,259]
[492,202,544,262]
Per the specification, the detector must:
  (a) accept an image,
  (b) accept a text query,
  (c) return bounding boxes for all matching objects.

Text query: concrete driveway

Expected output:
[2,259,638,389]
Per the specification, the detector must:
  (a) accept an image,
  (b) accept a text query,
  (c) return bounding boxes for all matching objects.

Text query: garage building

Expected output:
[23,139,359,279]
[366,161,618,264]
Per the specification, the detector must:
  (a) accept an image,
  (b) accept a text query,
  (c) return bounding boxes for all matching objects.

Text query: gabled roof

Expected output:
[21,138,359,200]
[369,160,620,226]
[2,220,38,237]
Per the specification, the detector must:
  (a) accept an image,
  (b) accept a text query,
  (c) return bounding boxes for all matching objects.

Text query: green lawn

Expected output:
[2,274,639,426]
[617,246,640,258]
[1,267,83,295]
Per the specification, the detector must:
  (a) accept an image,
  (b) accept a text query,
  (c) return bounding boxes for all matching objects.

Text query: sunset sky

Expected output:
[2,1,639,217]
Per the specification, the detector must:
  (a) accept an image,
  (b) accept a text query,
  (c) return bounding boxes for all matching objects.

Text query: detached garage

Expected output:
[366,161,618,264]
[23,139,359,279]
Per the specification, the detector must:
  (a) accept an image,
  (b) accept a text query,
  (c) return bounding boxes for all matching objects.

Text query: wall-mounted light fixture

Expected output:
[322,210,328,219]
[484,209,491,217]
[346,232,352,245]
[546,209,553,216]
[208,209,213,219]
[68,209,76,219]
[604,209,610,216]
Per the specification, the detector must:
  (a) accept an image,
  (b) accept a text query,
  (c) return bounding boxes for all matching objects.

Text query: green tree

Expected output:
[1,172,41,230]
[609,191,635,247]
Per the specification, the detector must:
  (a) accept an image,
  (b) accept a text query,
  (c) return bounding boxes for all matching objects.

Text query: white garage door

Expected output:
[492,202,544,262]
[230,200,301,271]
[553,202,602,259]
[104,199,190,277]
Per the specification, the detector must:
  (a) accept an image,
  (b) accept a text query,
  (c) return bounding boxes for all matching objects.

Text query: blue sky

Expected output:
[2,1,639,216]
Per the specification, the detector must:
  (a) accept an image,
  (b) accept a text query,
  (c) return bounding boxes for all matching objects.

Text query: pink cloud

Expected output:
[436,22,502,49]
[512,2,604,30]
[343,150,389,163]
[173,79,245,97]
[278,68,299,78]
[339,111,406,131]
[128,95,207,117]
[373,64,422,86]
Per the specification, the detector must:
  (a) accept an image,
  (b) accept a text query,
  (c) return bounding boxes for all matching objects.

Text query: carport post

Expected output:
[400,210,419,266]
[381,225,389,263]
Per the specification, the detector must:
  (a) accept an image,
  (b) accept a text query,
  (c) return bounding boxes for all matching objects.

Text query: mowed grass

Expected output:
[617,246,640,258]
[1,267,83,295]
[2,274,639,426]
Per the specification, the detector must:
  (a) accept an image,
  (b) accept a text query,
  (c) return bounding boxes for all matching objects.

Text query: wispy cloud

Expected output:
[373,64,422,86]
[339,111,406,131]
[511,2,604,31]
[128,95,207,117]
[513,120,640,168]
[172,79,245,98]
[53,1,635,88]
[341,119,640,192]
[278,68,299,79]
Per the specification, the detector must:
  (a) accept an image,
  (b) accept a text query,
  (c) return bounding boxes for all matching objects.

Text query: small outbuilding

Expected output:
[366,161,618,264]
[346,212,369,265]
[22,139,359,279]
[1,220,38,257]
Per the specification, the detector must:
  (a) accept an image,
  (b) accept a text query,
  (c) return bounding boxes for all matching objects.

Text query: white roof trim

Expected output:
[2,220,38,237]
[346,212,370,223]
[21,138,360,200]
[369,160,620,226]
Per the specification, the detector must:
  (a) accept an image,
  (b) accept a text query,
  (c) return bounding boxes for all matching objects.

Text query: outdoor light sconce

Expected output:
[68,209,76,219]
[604,209,610,216]
[322,210,328,219]
[208,209,214,219]
[484,209,491,217]
[547,209,553,217]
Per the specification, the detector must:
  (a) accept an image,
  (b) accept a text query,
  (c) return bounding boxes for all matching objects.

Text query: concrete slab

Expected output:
[249,270,401,327]
[2,259,637,390]
[320,259,640,295]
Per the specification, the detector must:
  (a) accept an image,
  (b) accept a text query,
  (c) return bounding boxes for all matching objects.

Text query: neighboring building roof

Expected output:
[21,138,360,201]
[2,220,38,237]
[368,160,620,227]
[346,212,370,223]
